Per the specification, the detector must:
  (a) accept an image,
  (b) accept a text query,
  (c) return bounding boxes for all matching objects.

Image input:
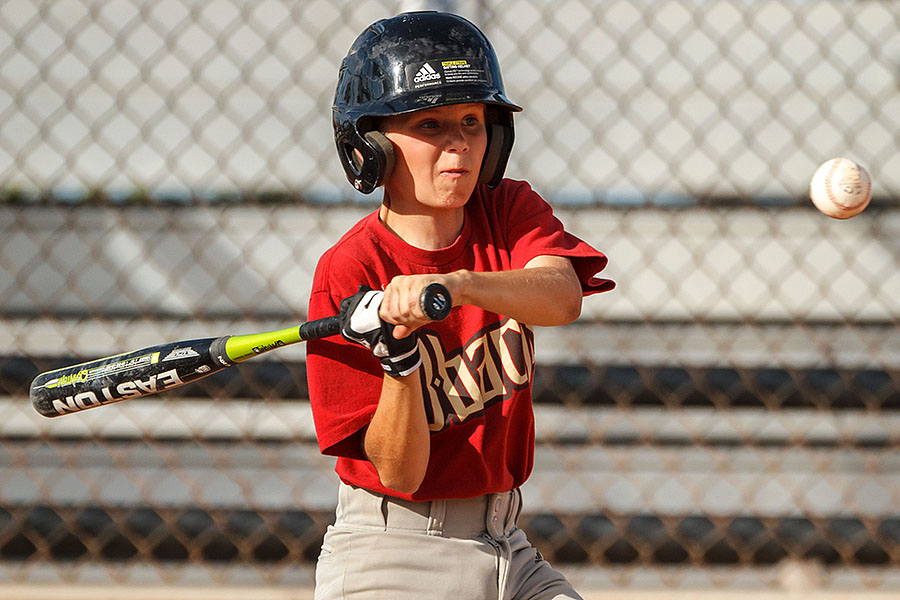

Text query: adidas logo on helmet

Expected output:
[413,62,441,84]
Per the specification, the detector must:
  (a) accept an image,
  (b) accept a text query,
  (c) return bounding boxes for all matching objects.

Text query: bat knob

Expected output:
[420,283,452,321]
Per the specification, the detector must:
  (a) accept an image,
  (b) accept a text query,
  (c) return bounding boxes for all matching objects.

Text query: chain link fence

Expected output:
[1,0,899,594]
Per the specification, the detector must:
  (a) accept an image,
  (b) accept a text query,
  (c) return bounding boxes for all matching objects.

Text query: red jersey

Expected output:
[306,179,614,500]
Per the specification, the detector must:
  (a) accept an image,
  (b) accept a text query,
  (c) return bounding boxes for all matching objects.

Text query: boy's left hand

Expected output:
[339,286,422,377]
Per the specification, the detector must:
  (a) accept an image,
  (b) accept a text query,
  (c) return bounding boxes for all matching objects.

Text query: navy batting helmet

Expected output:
[332,11,522,194]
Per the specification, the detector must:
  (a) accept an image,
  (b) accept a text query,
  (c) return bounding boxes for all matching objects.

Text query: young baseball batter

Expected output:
[306,11,614,600]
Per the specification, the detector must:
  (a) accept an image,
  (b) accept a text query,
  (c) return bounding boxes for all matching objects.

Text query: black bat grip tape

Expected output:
[299,315,341,340]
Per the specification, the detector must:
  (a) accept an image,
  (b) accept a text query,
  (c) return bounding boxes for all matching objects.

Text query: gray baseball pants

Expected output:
[314,482,582,600]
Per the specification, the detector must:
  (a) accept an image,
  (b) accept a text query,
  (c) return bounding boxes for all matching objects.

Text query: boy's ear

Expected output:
[363,131,395,186]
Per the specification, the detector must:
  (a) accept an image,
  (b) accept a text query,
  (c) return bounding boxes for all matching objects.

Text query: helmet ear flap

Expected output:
[479,121,515,188]
[364,130,395,186]
[336,128,395,194]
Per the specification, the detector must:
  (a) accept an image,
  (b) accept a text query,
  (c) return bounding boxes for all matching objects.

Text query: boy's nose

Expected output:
[444,127,469,153]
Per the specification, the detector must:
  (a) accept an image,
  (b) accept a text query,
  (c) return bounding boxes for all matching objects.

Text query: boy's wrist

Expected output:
[445,269,473,307]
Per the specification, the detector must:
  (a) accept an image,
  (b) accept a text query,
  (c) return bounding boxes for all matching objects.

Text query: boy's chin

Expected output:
[430,192,472,210]
[432,181,476,206]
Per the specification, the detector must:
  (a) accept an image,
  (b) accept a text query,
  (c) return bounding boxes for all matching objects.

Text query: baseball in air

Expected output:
[809,157,871,219]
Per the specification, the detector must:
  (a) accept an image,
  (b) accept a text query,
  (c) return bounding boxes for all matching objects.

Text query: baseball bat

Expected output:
[31,283,452,418]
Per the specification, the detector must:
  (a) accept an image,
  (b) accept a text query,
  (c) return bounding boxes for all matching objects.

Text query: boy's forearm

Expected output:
[449,258,583,326]
[363,372,430,494]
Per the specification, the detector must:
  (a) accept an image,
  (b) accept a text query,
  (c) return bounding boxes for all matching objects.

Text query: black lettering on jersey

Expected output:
[419,318,534,432]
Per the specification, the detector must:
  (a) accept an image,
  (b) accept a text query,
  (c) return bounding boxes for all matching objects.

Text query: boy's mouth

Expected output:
[441,168,469,177]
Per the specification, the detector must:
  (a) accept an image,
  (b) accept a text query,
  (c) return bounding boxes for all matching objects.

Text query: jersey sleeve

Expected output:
[501,180,615,296]
[305,248,385,460]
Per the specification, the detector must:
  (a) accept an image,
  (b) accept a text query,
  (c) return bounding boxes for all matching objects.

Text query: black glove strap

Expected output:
[378,323,421,377]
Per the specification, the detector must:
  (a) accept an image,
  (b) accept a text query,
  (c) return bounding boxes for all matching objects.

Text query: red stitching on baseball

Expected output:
[824,159,839,206]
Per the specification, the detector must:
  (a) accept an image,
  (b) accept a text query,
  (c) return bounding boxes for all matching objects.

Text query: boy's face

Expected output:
[381,103,488,211]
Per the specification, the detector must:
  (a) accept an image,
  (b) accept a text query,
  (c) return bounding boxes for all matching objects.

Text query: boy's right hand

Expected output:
[339,286,422,378]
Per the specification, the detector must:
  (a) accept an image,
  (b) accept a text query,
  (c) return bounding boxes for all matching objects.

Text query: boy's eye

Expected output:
[413,114,482,130]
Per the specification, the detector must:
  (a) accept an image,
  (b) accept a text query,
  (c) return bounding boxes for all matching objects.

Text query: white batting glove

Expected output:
[339,286,422,377]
